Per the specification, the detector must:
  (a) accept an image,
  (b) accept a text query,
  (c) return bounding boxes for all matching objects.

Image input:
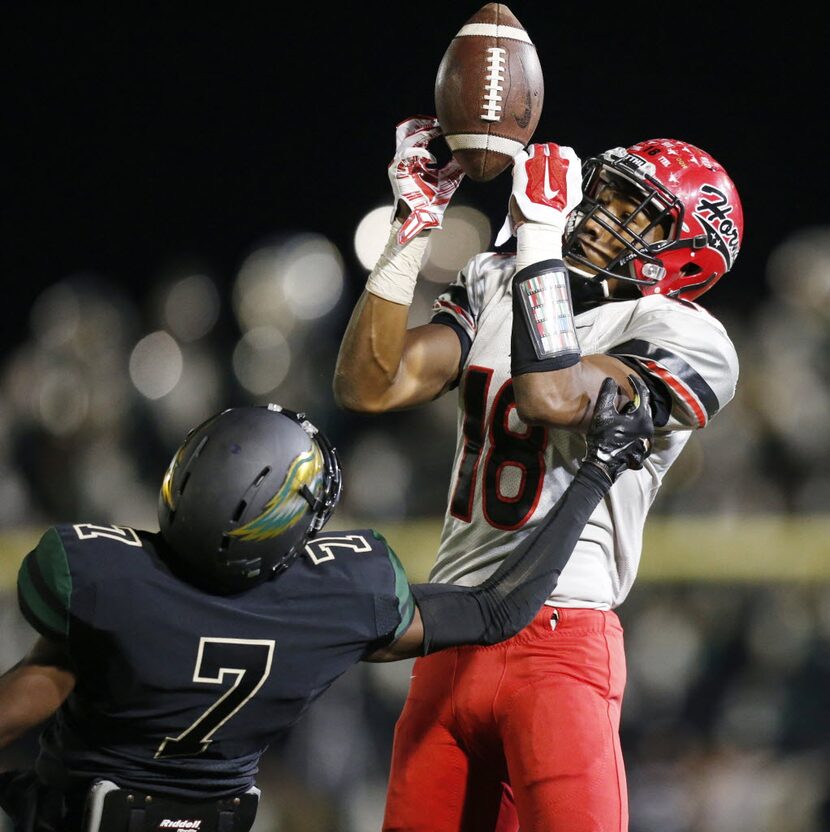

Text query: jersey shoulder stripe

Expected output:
[609,338,719,426]
[17,527,72,639]
[432,282,475,333]
[431,274,475,377]
[593,295,738,429]
[430,311,472,389]
[369,530,415,642]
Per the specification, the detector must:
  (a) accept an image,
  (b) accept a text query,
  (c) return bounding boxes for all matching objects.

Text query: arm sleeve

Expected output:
[368,531,417,646]
[411,463,610,654]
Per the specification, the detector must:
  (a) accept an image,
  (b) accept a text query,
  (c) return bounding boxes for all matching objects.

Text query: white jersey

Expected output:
[428,251,739,609]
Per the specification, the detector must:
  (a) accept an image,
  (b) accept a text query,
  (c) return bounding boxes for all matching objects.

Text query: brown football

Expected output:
[435,3,543,182]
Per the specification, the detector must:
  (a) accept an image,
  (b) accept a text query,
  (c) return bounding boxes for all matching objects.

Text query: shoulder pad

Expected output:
[609,297,738,428]
[17,527,72,640]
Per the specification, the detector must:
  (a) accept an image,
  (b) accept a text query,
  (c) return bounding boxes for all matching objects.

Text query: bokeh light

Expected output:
[341,432,412,520]
[148,345,224,444]
[767,226,830,316]
[281,234,344,320]
[129,331,184,400]
[233,244,298,334]
[354,206,394,271]
[232,326,291,395]
[36,366,89,436]
[163,273,221,342]
[29,282,82,349]
[421,205,491,283]
[233,233,344,333]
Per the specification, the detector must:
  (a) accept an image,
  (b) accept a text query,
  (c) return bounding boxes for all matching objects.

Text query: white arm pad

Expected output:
[516,222,563,271]
[365,220,430,306]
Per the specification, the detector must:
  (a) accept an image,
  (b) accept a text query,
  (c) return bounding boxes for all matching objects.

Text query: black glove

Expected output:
[584,375,654,483]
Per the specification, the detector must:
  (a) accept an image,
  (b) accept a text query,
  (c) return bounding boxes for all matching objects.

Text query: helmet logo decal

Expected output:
[161,446,187,509]
[694,184,740,269]
[616,152,656,178]
[229,445,324,542]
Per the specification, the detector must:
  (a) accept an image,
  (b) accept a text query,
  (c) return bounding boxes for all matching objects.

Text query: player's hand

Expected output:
[584,375,654,483]
[389,116,465,246]
[495,143,583,246]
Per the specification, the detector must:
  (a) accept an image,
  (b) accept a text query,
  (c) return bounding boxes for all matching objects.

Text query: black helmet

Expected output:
[158,404,342,593]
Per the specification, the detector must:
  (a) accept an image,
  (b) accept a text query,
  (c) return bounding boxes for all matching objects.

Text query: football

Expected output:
[435,3,543,182]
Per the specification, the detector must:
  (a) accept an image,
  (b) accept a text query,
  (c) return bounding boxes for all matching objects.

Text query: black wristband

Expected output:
[577,459,615,488]
[511,259,581,376]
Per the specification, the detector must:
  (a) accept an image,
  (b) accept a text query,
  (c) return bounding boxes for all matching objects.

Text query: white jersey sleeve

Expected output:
[594,295,739,431]
[429,252,516,381]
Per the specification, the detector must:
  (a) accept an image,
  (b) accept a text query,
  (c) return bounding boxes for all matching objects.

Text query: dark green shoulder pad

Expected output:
[370,529,415,642]
[17,528,72,640]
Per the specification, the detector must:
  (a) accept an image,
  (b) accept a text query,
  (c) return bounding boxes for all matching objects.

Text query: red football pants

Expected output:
[382,605,628,832]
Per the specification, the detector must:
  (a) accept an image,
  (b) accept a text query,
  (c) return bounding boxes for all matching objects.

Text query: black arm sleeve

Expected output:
[410,463,610,654]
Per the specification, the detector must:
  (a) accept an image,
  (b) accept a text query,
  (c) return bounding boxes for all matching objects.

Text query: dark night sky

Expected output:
[1,3,822,351]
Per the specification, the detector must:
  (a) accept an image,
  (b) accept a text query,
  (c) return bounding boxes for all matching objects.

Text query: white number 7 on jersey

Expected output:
[155,638,275,759]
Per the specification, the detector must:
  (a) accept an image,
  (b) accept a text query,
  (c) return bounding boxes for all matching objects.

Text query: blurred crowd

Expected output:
[0,209,828,830]
[0,210,829,530]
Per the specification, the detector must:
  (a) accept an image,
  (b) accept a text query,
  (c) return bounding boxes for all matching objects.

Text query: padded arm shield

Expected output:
[511,259,581,374]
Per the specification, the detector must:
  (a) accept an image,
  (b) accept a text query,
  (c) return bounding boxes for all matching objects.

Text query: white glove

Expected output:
[388,116,465,246]
[495,143,583,247]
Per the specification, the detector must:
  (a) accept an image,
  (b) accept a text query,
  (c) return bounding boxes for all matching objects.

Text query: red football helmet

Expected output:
[563,138,744,301]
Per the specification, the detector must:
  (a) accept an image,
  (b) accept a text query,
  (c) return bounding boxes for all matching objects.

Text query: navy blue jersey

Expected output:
[16,524,414,798]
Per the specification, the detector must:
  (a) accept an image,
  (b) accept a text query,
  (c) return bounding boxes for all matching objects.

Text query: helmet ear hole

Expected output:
[680,262,702,277]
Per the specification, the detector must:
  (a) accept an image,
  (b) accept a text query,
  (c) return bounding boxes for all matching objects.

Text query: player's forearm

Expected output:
[412,463,610,654]
[333,290,412,412]
[508,251,641,430]
[0,657,75,747]
[513,356,636,431]
[333,214,433,411]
